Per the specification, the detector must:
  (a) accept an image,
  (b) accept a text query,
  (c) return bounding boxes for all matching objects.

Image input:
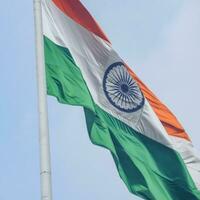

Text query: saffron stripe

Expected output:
[51,0,190,141]
[52,0,110,43]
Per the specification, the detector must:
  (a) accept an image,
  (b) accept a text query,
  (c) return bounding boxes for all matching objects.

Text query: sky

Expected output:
[0,0,200,200]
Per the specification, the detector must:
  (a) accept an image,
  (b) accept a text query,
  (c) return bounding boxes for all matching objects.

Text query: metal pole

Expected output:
[33,0,53,200]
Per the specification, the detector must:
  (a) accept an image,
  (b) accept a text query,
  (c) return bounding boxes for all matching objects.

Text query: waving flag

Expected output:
[41,0,200,199]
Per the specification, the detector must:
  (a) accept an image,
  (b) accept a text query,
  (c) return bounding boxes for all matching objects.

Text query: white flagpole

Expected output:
[33,0,53,200]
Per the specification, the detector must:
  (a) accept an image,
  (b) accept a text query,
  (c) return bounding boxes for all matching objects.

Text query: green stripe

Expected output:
[44,36,200,200]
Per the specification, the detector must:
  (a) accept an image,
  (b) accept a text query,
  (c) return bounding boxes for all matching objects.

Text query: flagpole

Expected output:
[33,0,53,200]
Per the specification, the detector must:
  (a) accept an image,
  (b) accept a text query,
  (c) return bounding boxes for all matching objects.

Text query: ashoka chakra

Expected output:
[103,62,145,113]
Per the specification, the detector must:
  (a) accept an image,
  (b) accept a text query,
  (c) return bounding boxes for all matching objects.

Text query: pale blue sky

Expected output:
[1,1,200,200]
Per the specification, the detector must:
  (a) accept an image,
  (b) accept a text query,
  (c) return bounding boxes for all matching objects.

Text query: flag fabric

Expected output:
[41,0,200,199]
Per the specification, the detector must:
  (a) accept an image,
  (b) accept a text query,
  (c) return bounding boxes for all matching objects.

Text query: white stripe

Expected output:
[42,0,200,189]
[171,136,200,189]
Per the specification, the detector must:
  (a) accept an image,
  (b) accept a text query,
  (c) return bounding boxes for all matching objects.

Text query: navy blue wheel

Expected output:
[103,62,145,113]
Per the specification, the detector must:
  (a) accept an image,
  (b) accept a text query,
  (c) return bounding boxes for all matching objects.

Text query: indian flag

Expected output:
[41,0,200,199]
